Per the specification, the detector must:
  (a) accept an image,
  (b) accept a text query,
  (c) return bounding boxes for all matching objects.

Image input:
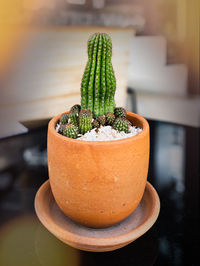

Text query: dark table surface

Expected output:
[0,119,199,266]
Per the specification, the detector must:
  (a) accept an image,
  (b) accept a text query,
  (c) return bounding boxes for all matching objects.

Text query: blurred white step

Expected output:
[129,64,188,96]
[136,92,200,127]
[128,36,188,96]
[129,36,167,69]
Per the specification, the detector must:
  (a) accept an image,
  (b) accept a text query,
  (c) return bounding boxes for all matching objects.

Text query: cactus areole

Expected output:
[81,33,116,117]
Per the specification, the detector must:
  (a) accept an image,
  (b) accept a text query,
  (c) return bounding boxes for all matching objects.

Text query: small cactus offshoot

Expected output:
[79,109,93,134]
[70,104,81,113]
[113,118,129,133]
[58,124,66,134]
[97,115,106,126]
[69,110,79,126]
[106,112,115,125]
[92,119,100,128]
[60,113,69,124]
[114,107,126,118]
[63,124,79,139]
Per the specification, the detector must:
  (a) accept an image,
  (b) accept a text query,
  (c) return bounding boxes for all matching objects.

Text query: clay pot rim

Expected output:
[49,111,149,145]
[35,181,160,247]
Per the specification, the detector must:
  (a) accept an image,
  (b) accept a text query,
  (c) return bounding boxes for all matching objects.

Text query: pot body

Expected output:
[48,112,149,228]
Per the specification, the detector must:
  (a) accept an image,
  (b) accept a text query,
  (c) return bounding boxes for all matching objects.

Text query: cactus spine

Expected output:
[113,118,129,133]
[106,112,115,125]
[69,110,79,126]
[92,119,100,129]
[79,109,93,134]
[60,113,69,124]
[63,124,79,139]
[97,115,106,126]
[80,33,116,116]
[114,107,126,118]
[70,104,81,113]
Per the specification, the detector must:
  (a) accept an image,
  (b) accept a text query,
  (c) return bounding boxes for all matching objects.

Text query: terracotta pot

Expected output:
[47,111,149,228]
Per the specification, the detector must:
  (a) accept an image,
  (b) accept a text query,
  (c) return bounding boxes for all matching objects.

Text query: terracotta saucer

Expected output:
[34,180,160,252]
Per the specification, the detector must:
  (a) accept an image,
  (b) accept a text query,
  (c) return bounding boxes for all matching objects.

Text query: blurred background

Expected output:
[0,0,199,137]
[0,1,199,266]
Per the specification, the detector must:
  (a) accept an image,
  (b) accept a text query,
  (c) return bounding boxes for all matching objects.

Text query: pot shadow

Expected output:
[34,221,158,266]
[79,224,159,266]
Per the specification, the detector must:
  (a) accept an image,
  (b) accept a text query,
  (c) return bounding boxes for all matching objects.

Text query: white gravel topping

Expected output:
[77,125,142,141]
[56,123,142,141]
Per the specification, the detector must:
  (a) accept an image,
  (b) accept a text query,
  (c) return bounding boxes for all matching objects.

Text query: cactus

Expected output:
[97,115,106,126]
[106,112,115,125]
[80,33,116,117]
[92,119,100,129]
[60,113,69,124]
[58,124,66,134]
[69,110,79,126]
[113,118,129,133]
[79,109,93,134]
[114,107,126,118]
[63,124,79,139]
[70,104,81,113]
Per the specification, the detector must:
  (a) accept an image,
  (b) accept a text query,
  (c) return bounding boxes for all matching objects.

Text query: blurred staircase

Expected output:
[128,36,187,96]
[127,36,199,127]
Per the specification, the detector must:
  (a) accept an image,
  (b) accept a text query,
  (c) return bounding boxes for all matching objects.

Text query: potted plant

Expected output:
[47,33,149,228]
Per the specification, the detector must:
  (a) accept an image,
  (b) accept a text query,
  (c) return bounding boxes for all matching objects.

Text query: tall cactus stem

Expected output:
[99,34,106,115]
[93,34,102,117]
[81,34,96,109]
[80,33,116,116]
[87,34,99,113]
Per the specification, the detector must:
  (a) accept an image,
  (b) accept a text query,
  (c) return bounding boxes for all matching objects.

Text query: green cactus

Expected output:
[79,109,93,134]
[106,112,115,125]
[60,113,69,124]
[58,124,66,134]
[69,110,79,126]
[113,118,130,133]
[114,107,126,118]
[97,115,106,126]
[63,124,79,139]
[80,33,116,117]
[70,104,81,113]
[92,119,100,129]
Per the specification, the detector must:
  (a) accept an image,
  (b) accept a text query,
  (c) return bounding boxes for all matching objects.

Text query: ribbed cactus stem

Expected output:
[79,109,93,134]
[63,124,79,139]
[81,34,96,109]
[97,115,106,126]
[113,118,129,133]
[60,113,69,124]
[114,107,126,118]
[70,104,81,113]
[104,34,113,114]
[93,34,102,117]
[109,65,116,112]
[106,112,115,125]
[80,33,116,116]
[69,110,78,126]
[88,34,99,113]
[92,119,100,129]
[99,34,106,116]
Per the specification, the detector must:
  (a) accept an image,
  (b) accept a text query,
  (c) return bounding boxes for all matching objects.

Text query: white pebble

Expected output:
[55,124,60,132]
[77,126,142,141]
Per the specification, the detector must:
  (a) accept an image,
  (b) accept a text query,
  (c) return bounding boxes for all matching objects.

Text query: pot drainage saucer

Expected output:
[34,180,160,252]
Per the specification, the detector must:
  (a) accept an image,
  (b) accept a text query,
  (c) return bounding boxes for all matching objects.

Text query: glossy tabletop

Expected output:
[0,119,199,266]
